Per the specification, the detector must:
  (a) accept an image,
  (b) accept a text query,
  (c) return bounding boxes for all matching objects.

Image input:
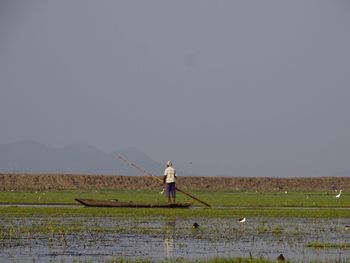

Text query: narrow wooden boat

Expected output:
[75,198,191,208]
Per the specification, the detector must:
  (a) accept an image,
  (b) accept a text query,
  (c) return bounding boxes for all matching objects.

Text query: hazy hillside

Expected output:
[0,140,163,176]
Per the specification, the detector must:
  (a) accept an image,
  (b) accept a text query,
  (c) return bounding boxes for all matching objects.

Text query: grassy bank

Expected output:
[0,189,348,207]
[1,206,349,218]
[0,190,349,218]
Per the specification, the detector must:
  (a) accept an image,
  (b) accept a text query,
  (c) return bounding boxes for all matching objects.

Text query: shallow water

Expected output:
[0,217,350,262]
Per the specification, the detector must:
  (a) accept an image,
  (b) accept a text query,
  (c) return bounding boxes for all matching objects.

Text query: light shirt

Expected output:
[164,167,176,183]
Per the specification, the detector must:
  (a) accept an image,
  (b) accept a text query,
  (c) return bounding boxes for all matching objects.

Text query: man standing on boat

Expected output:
[163,160,176,203]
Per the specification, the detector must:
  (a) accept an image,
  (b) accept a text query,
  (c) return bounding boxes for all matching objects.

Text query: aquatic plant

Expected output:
[1,190,349,208]
[102,257,287,263]
[306,241,350,249]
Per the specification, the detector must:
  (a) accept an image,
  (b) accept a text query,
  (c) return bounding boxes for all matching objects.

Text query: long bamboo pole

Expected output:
[117,156,211,207]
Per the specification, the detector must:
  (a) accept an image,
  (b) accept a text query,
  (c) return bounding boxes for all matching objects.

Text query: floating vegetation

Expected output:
[0,190,350,262]
[101,257,288,263]
[0,217,349,262]
[1,190,349,208]
[306,241,350,249]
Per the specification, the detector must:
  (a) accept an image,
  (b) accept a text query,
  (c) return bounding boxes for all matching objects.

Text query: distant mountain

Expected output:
[0,140,163,176]
[113,147,164,176]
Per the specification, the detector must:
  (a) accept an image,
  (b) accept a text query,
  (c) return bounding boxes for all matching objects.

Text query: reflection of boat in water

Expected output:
[75,199,191,208]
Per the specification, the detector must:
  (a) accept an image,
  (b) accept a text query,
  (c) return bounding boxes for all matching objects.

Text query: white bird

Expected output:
[159,188,165,195]
[336,189,342,198]
[238,217,246,223]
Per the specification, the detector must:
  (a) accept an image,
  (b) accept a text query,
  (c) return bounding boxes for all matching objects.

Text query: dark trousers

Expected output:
[166,182,176,200]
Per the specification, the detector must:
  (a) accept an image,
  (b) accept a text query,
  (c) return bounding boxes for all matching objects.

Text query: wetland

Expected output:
[1,216,350,262]
[0,189,349,262]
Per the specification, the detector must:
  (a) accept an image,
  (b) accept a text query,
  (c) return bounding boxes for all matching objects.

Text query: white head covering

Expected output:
[166,160,172,166]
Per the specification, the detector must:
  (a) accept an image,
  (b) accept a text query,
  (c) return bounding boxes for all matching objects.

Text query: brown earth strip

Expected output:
[0,173,349,192]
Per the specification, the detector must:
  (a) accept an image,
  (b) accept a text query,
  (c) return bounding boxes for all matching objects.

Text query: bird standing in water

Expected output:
[336,189,342,198]
[238,217,246,223]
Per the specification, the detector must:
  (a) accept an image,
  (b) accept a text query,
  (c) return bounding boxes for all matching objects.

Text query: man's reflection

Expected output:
[163,220,176,258]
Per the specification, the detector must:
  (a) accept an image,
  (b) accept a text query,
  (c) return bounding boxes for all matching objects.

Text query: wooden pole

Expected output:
[117,156,211,208]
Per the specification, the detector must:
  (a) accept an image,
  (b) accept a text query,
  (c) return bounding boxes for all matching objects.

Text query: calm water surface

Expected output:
[0,217,349,262]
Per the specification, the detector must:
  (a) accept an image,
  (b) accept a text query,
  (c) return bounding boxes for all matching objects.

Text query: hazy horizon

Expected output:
[1,1,350,176]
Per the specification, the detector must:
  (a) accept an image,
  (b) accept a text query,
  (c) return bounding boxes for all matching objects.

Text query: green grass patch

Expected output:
[0,190,349,208]
[0,190,349,219]
[0,205,350,219]
[95,257,288,263]
[306,241,350,249]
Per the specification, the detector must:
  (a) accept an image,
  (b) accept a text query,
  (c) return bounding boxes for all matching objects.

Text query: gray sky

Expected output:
[1,0,350,176]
